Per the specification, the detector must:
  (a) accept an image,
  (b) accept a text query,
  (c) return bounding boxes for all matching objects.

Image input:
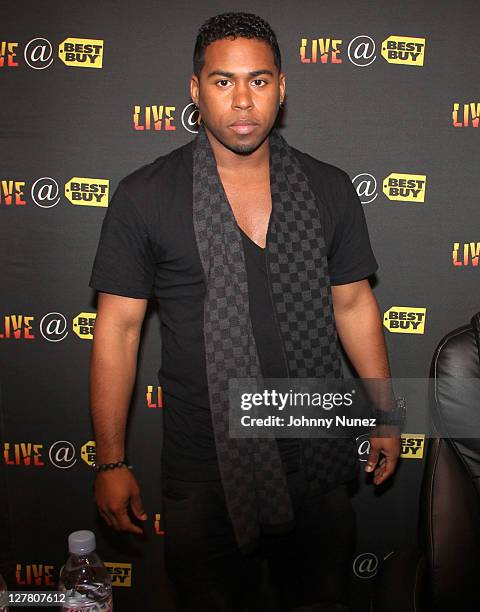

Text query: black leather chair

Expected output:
[371,312,480,612]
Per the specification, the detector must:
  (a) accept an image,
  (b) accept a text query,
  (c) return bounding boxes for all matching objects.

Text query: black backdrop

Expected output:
[1,1,479,610]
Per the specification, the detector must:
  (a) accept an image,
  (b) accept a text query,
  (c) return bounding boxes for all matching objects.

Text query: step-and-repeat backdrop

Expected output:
[1,1,478,610]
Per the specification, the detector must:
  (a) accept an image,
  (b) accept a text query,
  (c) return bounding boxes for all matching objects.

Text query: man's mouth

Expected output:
[229,121,258,135]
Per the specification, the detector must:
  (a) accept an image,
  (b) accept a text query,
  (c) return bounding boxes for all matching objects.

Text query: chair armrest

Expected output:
[370,547,426,612]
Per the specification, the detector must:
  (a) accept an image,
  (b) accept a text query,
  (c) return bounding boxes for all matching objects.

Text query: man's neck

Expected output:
[204,126,270,180]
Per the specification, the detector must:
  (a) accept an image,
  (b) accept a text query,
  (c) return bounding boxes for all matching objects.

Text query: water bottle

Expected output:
[0,572,8,612]
[58,530,113,611]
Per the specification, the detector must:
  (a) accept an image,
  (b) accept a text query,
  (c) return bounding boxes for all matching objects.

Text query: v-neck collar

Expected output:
[183,138,273,252]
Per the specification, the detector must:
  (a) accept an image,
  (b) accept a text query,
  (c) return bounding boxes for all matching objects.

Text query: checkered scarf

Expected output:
[192,123,358,555]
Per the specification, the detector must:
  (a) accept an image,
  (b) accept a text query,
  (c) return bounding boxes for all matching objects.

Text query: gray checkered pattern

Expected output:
[268,129,358,494]
[192,124,357,555]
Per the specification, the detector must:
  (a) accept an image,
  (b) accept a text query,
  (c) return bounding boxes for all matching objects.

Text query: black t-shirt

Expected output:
[240,228,301,471]
[89,139,379,481]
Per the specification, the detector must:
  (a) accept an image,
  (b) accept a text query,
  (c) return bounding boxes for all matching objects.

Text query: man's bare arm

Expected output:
[89,292,148,533]
[331,279,391,379]
[90,292,148,462]
[331,279,401,485]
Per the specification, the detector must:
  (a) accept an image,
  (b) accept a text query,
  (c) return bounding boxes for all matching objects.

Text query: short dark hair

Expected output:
[193,12,282,77]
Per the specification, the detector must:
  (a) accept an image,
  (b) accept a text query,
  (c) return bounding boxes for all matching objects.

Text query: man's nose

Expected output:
[232,83,253,110]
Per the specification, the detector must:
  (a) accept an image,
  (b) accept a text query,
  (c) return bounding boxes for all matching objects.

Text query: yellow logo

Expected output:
[105,563,132,587]
[381,36,425,66]
[383,307,426,334]
[73,312,96,340]
[383,173,426,202]
[58,38,104,68]
[65,178,109,207]
[401,434,425,459]
[81,441,96,466]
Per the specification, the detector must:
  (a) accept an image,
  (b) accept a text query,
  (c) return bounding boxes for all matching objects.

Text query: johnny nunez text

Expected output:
[240,415,377,428]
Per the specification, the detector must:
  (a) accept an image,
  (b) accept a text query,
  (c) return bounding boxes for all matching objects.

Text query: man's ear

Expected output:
[190,74,199,106]
[279,71,286,103]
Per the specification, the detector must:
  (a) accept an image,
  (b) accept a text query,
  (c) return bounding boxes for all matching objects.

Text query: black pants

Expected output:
[162,460,356,612]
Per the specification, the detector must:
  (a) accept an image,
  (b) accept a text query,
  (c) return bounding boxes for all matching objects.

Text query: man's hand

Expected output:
[95,468,147,534]
[365,427,402,485]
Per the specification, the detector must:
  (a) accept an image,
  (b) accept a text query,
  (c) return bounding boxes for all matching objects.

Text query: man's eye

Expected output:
[216,80,231,87]
[252,79,267,86]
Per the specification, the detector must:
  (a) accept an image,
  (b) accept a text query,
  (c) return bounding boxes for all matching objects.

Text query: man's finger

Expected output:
[115,508,144,534]
[365,447,380,472]
[131,493,148,521]
[374,456,397,485]
[98,508,113,528]
[379,456,387,467]
[103,507,122,531]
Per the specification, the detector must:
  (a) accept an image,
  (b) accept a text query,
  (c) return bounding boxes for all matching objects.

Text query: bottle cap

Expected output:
[68,530,96,555]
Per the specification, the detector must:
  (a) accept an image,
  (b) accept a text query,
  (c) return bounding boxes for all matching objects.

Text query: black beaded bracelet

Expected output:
[93,459,133,473]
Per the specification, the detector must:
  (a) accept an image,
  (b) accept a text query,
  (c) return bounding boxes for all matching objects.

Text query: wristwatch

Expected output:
[373,397,407,427]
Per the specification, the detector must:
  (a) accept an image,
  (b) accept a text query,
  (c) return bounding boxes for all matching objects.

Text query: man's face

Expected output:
[190,37,285,155]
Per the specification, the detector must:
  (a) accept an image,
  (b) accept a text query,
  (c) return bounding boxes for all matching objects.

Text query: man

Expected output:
[89,12,401,612]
